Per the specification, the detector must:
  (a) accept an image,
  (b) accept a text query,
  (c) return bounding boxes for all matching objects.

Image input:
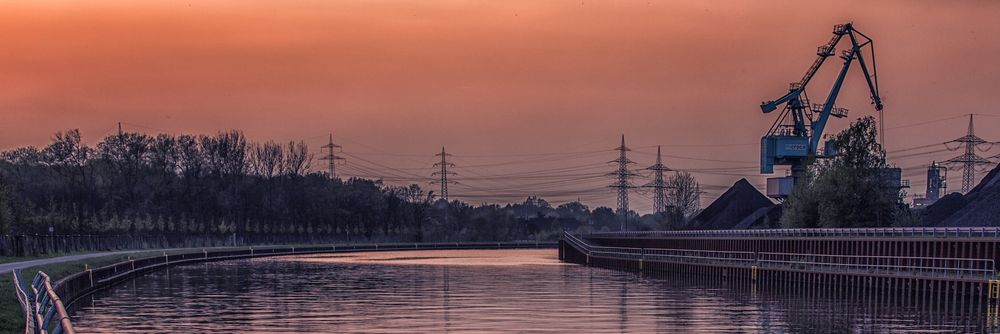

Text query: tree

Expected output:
[556,201,590,222]
[590,207,617,230]
[512,196,553,219]
[97,132,152,207]
[0,175,14,234]
[1,147,43,180]
[781,116,903,228]
[148,134,181,189]
[666,171,700,219]
[282,141,311,176]
[250,141,284,179]
[43,130,92,190]
[780,168,820,228]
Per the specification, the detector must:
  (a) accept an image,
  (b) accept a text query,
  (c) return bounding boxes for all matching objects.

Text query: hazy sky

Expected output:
[2,1,999,210]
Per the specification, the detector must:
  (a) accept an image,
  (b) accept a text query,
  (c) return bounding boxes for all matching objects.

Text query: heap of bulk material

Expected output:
[688,179,775,230]
[928,164,1000,227]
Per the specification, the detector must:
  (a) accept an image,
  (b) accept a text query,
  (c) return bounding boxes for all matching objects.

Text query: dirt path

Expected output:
[0,249,183,273]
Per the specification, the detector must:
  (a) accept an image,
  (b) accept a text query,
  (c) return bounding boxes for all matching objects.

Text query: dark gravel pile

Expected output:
[921,192,966,226]
[732,205,783,229]
[928,164,1000,227]
[689,179,775,230]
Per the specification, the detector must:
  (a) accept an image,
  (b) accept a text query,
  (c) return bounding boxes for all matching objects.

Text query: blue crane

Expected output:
[759,23,884,197]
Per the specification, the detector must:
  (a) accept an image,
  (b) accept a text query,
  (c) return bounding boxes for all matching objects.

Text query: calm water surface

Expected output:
[70,249,995,333]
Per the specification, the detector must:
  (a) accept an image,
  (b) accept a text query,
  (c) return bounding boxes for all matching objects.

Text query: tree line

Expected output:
[0,129,702,243]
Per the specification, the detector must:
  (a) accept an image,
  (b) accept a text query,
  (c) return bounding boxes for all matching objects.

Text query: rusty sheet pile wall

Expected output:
[560,229,1000,299]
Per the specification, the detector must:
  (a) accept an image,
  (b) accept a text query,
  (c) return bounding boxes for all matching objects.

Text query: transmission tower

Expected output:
[643,145,671,214]
[431,147,457,201]
[943,115,994,193]
[608,135,638,230]
[319,134,344,179]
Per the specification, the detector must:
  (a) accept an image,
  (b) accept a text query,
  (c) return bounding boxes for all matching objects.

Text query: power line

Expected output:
[887,113,1000,131]
[341,152,431,181]
[630,148,757,164]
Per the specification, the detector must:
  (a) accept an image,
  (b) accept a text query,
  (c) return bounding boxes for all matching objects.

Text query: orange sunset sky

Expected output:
[2,1,999,210]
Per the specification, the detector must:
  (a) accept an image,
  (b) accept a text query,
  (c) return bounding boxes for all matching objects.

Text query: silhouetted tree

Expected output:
[667,171,700,219]
[782,116,903,228]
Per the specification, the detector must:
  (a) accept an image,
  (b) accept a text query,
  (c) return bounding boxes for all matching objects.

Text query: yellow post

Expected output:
[751,265,758,281]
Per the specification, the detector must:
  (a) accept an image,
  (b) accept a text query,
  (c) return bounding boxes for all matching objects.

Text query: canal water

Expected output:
[70,249,995,333]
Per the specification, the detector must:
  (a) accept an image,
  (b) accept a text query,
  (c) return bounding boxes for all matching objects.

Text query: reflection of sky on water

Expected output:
[71,250,995,333]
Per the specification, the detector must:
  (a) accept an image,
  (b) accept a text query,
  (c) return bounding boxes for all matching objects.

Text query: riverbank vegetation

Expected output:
[781,116,908,228]
[0,129,695,245]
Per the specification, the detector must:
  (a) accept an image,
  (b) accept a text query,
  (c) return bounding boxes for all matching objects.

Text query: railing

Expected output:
[567,233,758,267]
[563,232,592,254]
[12,270,33,334]
[757,252,995,280]
[585,227,1000,240]
[563,231,996,281]
[12,270,75,334]
[13,240,558,334]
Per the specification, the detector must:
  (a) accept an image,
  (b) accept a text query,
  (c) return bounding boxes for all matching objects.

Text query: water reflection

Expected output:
[70,249,997,333]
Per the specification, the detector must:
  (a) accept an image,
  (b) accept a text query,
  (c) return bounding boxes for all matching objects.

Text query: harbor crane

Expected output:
[759,23,884,198]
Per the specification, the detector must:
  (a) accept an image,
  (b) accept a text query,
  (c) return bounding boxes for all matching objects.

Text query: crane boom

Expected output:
[760,25,847,113]
[811,48,856,150]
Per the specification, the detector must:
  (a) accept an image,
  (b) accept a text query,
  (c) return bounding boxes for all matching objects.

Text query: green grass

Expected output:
[0,275,23,333]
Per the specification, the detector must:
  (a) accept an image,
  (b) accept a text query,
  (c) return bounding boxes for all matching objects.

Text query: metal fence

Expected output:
[564,232,996,281]
[12,270,75,334]
[12,241,557,333]
[585,227,1000,240]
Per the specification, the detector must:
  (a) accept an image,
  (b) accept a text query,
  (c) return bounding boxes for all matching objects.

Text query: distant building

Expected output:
[878,167,909,190]
[914,162,947,208]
